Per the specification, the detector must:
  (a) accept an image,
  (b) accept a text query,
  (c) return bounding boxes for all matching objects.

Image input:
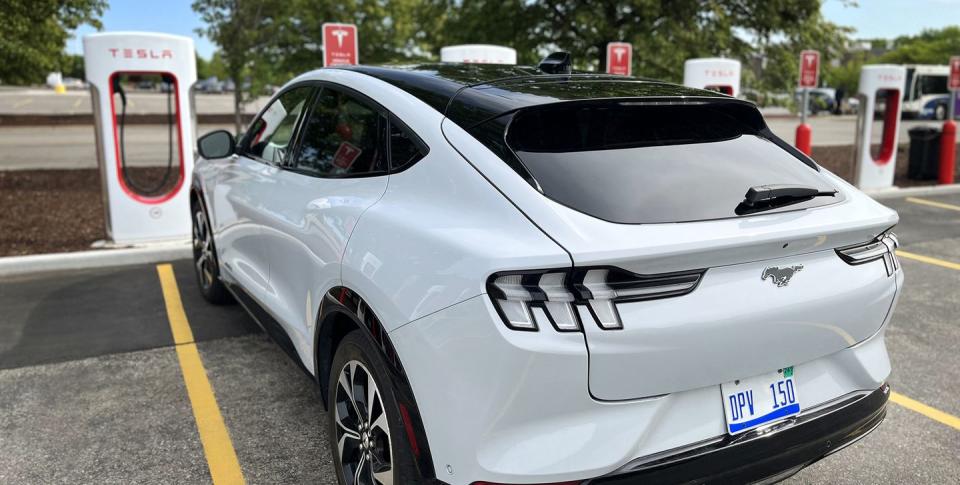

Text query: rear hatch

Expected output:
[443,87,900,400]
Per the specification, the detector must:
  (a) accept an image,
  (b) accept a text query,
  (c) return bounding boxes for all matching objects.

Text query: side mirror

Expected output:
[197,130,236,159]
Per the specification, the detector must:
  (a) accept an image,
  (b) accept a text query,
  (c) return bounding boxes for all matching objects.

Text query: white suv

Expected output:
[192,60,902,485]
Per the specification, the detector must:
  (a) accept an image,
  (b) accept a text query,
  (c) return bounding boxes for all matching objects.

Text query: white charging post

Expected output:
[853,65,906,190]
[83,32,197,244]
[683,58,741,97]
[440,44,517,65]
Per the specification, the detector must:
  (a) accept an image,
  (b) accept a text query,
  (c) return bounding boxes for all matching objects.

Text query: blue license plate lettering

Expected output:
[723,368,801,435]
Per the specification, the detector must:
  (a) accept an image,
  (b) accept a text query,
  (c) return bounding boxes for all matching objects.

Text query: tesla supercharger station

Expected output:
[683,58,741,97]
[853,65,906,190]
[440,44,517,64]
[83,32,197,244]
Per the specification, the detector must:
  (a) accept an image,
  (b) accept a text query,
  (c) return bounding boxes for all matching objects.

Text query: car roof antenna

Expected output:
[538,51,572,75]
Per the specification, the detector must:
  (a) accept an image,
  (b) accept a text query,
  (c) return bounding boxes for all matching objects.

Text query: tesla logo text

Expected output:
[108,48,174,59]
[330,28,349,47]
[612,46,627,63]
[704,69,735,78]
[761,265,803,287]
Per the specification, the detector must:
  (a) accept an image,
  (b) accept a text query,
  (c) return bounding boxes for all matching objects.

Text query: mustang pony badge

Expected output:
[761,265,803,287]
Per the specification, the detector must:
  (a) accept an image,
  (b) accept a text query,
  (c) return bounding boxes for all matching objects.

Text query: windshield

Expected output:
[493,102,839,224]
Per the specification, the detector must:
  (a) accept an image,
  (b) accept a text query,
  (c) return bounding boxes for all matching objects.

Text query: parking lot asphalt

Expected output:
[1,195,959,484]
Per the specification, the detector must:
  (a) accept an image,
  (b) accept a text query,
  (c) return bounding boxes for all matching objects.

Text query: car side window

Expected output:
[243,86,313,164]
[389,117,427,172]
[291,87,386,177]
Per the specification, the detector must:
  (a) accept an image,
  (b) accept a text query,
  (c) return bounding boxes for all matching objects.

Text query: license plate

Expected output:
[721,366,800,435]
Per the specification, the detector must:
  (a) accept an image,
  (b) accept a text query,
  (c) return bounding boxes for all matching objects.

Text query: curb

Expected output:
[2,184,957,278]
[0,240,191,278]
[865,183,960,200]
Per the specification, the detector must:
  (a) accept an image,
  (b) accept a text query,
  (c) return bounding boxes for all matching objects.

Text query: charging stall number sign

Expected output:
[323,23,359,67]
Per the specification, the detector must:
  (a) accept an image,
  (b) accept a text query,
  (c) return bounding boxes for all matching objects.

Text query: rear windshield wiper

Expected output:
[737,184,837,215]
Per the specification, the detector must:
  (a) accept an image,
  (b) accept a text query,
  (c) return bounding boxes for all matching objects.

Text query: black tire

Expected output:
[192,199,231,304]
[328,331,418,485]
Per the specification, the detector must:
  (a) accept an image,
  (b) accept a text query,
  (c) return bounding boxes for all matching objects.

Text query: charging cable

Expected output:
[113,75,176,195]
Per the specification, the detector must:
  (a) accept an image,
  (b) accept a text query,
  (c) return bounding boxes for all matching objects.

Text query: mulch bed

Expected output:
[812,144,958,188]
[0,168,178,256]
[0,144,957,257]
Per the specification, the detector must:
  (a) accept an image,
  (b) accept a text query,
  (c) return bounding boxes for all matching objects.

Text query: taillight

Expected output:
[488,267,704,332]
[836,232,899,276]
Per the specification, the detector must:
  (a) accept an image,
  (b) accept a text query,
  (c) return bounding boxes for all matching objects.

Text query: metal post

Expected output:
[950,91,957,121]
[939,90,957,184]
[795,89,813,155]
[801,89,809,125]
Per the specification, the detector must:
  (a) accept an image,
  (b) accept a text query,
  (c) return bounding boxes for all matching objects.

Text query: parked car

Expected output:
[192,61,902,485]
[796,87,837,115]
[195,76,224,93]
[61,77,88,90]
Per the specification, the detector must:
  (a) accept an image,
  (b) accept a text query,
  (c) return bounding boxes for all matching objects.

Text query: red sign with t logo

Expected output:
[606,42,632,76]
[322,23,359,67]
[949,56,960,90]
[798,50,820,88]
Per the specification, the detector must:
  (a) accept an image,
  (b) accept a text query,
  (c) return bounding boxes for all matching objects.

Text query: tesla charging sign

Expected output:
[950,56,960,90]
[606,42,632,76]
[798,50,820,88]
[83,32,197,244]
[683,58,741,97]
[323,23,358,66]
[854,65,906,190]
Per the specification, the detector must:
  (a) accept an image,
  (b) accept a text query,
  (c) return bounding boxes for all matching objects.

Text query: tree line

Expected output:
[2,1,958,129]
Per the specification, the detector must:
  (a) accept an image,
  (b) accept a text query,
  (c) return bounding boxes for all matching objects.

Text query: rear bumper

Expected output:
[390,294,895,484]
[590,383,890,484]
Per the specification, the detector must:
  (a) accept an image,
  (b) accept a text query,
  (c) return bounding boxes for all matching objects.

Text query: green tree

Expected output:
[0,0,106,85]
[193,0,291,134]
[429,0,852,92]
[60,53,86,80]
[878,26,960,65]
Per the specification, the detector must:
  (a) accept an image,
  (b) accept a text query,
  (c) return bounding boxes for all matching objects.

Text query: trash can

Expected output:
[908,126,941,180]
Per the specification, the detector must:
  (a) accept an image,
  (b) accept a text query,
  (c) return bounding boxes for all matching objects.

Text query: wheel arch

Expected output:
[314,286,439,482]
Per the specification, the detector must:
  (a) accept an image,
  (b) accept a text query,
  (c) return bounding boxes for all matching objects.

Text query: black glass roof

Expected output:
[336,63,729,128]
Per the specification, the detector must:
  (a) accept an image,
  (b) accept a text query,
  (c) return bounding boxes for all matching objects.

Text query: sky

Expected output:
[820,0,960,39]
[67,0,215,59]
[67,0,960,60]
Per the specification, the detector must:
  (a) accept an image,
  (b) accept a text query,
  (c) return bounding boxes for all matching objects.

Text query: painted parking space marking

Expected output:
[11,98,33,109]
[157,264,246,485]
[896,250,960,271]
[890,392,960,431]
[905,197,960,213]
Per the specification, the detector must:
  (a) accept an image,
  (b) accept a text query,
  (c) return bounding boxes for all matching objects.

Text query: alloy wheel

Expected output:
[193,207,215,289]
[334,360,393,485]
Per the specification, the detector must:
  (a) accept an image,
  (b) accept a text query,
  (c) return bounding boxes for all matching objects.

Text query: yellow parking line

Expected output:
[12,98,32,109]
[896,250,960,271]
[157,264,245,485]
[72,97,83,108]
[905,197,960,212]
[890,392,960,431]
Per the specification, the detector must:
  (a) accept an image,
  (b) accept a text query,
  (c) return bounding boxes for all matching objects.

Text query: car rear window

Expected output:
[487,101,839,224]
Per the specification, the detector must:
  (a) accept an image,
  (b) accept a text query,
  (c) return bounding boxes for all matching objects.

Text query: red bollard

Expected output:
[940,120,956,185]
[795,123,812,156]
